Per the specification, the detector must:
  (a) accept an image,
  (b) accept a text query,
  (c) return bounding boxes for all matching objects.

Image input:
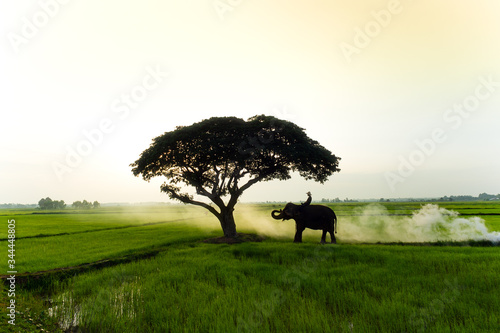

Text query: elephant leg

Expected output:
[321,230,327,244]
[329,226,336,244]
[294,226,305,243]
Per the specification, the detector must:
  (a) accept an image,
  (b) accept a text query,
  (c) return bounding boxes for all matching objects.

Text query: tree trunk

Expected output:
[219,209,238,238]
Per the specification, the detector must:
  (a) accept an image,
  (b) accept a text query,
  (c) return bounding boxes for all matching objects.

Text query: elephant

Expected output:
[271,192,337,244]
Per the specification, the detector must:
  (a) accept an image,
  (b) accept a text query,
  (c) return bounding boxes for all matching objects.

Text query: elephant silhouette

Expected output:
[271,192,337,243]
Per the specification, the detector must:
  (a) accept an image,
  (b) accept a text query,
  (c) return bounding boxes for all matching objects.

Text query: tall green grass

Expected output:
[46,242,500,332]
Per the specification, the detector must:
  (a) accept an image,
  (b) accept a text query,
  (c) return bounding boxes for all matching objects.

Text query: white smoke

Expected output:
[235,205,296,238]
[341,204,500,243]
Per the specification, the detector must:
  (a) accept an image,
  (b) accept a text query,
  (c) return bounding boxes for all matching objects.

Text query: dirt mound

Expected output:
[202,233,266,244]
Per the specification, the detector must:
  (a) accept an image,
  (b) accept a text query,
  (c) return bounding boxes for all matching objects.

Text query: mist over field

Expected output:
[341,204,500,243]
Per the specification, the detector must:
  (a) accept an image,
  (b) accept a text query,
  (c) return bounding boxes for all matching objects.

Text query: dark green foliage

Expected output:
[38,197,66,210]
[72,200,100,210]
[131,116,340,186]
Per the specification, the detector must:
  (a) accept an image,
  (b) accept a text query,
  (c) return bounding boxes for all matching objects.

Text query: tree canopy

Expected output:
[131,115,340,237]
[38,197,66,210]
[72,200,101,210]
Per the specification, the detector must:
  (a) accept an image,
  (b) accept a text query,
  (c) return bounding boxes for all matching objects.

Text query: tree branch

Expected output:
[239,175,265,194]
[162,184,220,218]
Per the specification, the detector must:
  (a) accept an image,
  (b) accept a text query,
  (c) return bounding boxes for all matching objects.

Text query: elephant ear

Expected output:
[296,204,308,216]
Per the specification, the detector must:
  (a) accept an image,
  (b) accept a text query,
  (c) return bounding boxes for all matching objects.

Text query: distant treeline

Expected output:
[72,200,101,209]
[37,197,101,210]
[0,203,38,209]
[320,198,358,203]
[436,193,500,202]
[318,193,500,203]
[1,193,498,210]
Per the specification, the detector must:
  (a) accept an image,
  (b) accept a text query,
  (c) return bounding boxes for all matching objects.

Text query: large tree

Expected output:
[131,115,340,238]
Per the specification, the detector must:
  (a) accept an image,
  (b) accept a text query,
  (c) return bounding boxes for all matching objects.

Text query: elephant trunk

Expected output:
[271,209,284,220]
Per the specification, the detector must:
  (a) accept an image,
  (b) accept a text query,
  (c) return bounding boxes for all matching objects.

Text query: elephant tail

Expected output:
[334,213,337,234]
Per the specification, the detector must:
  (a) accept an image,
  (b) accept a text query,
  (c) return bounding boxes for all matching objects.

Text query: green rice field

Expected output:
[1,201,499,332]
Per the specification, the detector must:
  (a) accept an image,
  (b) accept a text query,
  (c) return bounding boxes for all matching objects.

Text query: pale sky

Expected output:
[1,0,500,204]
